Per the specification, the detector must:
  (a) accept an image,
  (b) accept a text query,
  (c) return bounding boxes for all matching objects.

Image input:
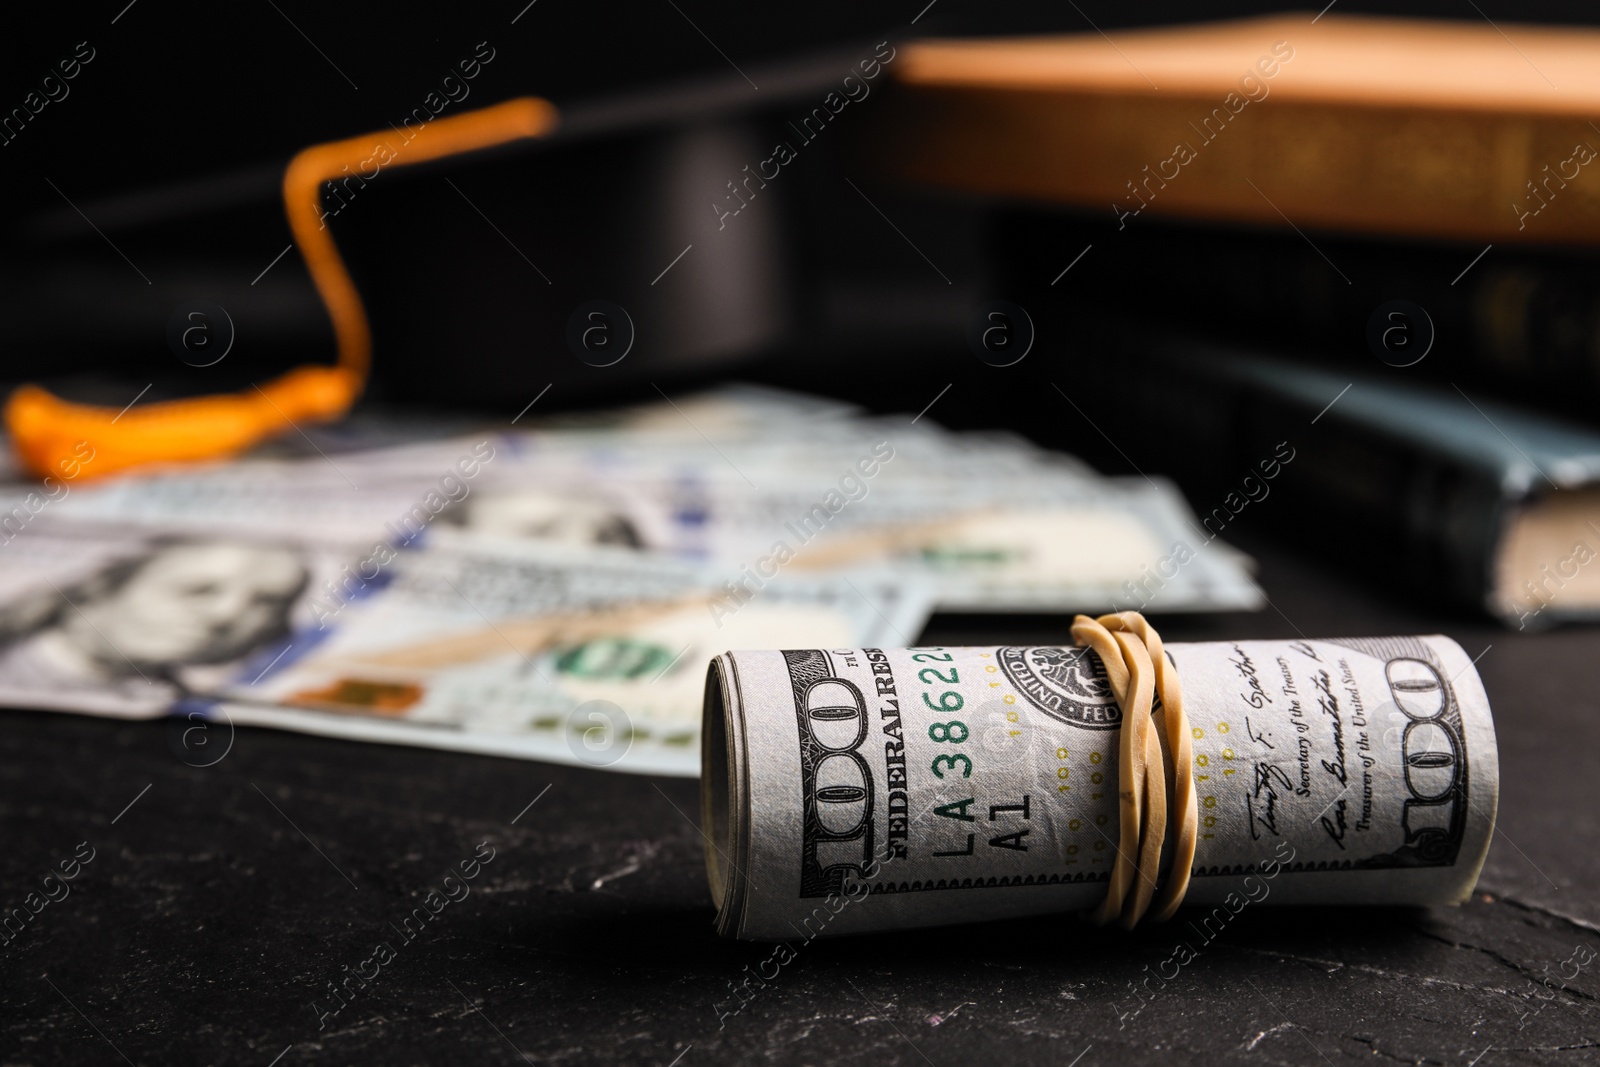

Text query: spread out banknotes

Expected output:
[0,526,923,775]
[0,385,1265,773]
[702,634,1498,937]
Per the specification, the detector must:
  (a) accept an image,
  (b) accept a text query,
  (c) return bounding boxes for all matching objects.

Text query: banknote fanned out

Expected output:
[701,626,1499,939]
[0,384,1263,774]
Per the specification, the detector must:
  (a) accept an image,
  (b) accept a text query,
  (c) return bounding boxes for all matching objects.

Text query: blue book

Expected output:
[1111,334,1600,630]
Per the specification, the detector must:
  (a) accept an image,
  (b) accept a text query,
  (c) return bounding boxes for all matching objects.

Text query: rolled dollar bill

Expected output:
[701,635,1498,939]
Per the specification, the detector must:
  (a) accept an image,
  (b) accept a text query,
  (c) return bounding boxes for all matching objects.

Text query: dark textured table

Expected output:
[2,532,1596,1067]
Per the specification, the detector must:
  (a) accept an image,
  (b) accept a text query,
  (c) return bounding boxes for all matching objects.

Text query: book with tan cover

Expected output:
[878,14,1600,243]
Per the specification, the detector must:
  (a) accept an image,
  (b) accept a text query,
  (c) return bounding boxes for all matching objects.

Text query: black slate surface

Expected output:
[1,535,1597,1067]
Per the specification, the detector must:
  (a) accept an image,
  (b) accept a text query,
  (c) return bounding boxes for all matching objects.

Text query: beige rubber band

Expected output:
[1071,611,1198,928]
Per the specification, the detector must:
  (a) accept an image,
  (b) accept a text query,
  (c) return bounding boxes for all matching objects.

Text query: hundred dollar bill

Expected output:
[223,537,931,775]
[19,382,1257,615]
[703,636,1498,938]
[0,527,930,775]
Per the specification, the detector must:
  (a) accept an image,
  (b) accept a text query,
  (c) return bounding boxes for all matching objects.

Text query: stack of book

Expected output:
[874,13,1600,629]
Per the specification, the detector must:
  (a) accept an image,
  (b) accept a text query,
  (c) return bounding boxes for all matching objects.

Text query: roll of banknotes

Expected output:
[701,635,1498,939]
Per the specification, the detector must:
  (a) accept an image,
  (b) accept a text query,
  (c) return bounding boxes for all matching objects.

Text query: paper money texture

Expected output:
[703,636,1498,939]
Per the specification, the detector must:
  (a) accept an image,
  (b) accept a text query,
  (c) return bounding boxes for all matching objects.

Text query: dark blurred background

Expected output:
[4,1,1598,427]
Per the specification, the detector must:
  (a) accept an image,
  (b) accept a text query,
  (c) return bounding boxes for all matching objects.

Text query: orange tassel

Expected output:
[6,96,557,480]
